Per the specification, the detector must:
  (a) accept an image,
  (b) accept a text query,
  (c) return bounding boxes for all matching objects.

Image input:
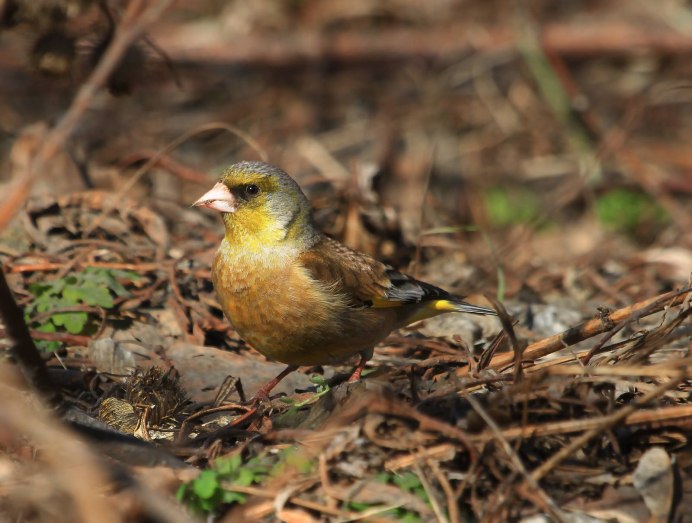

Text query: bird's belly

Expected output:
[213,254,396,366]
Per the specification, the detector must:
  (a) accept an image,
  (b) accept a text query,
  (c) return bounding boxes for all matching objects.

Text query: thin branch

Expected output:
[461,287,692,374]
[149,21,692,68]
[477,403,692,442]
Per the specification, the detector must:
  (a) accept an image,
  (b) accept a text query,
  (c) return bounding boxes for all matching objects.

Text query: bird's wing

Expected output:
[299,236,453,309]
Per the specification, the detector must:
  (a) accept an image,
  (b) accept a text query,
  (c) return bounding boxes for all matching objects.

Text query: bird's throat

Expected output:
[222,210,287,250]
[222,207,318,252]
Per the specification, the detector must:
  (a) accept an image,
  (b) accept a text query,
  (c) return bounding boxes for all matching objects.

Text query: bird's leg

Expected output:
[250,365,298,404]
[347,350,372,382]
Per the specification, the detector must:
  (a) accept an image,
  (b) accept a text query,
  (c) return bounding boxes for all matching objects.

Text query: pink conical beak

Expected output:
[193,182,237,213]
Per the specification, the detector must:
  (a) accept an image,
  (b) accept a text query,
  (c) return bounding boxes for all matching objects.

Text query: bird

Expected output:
[193,161,496,402]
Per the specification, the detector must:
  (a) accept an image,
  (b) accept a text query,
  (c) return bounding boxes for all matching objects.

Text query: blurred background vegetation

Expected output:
[1,0,690,303]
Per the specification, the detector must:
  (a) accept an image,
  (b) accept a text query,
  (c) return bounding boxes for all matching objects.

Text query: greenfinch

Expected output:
[194,161,495,400]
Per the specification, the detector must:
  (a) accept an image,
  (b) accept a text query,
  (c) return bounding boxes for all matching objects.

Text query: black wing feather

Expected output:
[383,268,452,304]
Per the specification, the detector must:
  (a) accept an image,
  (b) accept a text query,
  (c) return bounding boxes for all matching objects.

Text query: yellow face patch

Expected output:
[219,168,300,249]
[215,162,319,253]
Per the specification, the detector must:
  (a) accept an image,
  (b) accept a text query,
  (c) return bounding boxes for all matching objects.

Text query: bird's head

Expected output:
[193,162,320,249]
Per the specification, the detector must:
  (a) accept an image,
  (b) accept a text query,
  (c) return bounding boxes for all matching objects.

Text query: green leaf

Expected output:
[235,468,257,487]
[102,269,136,296]
[63,312,89,334]
[52,312,88,334]
[175,483,189,502]
[35,300,52,313]
[347,501,372,512]
[309,375,327,386]
[62,286,86,304]
[375,472,392,484]
[484,186,540,227]
[399,510,423,523]
[199,497,216,512]
[595,188,668,237]
[28,282,54,297]
[80,285,114,308]
[225,453,243,473]
[221,491,246,504]
[107,278,128,297]
[47,279,65,295]
[192,470,219,500]
[393,472,422,492]
[36,339,62,352]
[35,322,56,333]
[33,323,59,351]
[283,449,313,474]
[214,456,236,476]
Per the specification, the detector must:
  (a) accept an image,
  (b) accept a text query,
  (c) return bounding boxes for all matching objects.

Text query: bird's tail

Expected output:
[434,297,497,316]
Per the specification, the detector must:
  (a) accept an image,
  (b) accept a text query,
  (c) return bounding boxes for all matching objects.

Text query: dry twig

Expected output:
[462,287,692,374]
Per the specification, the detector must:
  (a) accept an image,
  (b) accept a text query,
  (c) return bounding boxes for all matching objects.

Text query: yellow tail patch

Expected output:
[372,297,459,314]
[402,300,458,324]
[432,299,458,312]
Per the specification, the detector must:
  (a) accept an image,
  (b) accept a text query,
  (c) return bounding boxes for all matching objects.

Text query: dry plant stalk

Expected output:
[461,287,692,374]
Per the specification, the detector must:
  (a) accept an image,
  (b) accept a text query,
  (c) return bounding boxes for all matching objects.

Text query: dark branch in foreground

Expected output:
[0,267,64,412]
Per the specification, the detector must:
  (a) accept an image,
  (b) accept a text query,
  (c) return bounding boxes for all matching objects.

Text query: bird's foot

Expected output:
[347,352,370,383]
[248,390,270,407]
[248,365,297,405]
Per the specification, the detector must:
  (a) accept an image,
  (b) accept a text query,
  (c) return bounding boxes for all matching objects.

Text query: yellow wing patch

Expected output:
[371,296,406,309]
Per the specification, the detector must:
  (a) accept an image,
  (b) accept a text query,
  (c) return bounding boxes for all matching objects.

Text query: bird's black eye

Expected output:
[244,184,261,197]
